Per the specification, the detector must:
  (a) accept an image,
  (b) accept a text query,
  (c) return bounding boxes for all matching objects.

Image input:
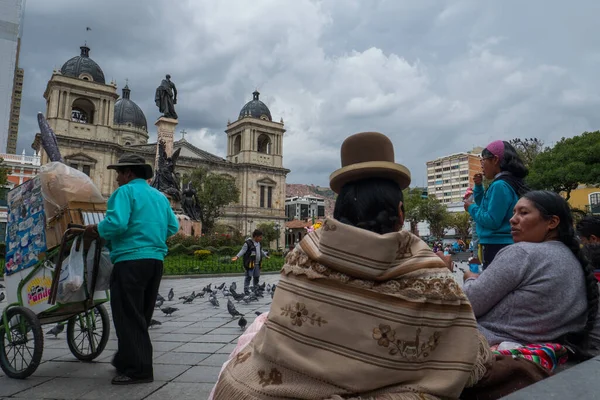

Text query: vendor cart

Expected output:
[0,172,110,379]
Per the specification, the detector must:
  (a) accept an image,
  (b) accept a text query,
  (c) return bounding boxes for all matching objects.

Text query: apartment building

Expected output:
[285,195,326,221]
[426,147,483,203]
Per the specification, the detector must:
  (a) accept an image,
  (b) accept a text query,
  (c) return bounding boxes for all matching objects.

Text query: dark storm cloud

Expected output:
[15,0,600,187]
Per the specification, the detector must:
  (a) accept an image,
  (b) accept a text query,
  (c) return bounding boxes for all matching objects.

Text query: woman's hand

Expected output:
[435,251,453,271]
[463,200,473,211]
[463,270,479,281]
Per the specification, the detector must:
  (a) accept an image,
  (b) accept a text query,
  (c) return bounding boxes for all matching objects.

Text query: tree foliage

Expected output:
[402,188,427,234]
[0,158,8,186]
[184,168,240,233]
[508,138,545,169]
[256,222,279,248]
[420,195,450,239]
[446,212,472,243]
[527,131,600,201]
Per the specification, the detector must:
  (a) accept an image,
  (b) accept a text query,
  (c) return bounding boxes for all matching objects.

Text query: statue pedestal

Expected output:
[155,117,178,170]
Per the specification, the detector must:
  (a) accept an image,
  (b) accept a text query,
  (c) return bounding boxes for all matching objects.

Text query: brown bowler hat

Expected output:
[329,132,411,194]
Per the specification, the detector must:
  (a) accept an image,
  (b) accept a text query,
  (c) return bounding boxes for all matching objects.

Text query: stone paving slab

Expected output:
[0,274,280,399]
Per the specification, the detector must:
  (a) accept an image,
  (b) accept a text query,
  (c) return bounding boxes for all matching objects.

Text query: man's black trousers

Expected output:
[110,259,163,379]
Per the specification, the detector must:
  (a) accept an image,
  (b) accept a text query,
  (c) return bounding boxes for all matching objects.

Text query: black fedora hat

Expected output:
[107,154,153,180]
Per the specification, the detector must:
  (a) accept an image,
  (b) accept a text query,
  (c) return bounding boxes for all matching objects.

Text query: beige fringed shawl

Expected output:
[213,219,491,399]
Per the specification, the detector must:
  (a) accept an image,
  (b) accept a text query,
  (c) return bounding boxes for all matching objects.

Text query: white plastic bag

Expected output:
[39,162,105,220]
[86,241,113,291]
[57,237,85,302]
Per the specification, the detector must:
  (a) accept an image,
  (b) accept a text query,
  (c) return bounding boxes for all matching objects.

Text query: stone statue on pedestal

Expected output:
[151,140,182,201]
[155,74,178,119]
[181,182,201,221]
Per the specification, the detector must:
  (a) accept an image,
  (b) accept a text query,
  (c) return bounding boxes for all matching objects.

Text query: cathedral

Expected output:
[31,44,289,238]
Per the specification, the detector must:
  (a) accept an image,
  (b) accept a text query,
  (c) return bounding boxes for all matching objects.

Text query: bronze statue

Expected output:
[181,182,201,221]
[151,140,182,201]
[155,74,178,119]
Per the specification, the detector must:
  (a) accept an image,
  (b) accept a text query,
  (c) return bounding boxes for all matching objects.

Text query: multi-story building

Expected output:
[426,147,483,203]
[7,39,24,154]
[285,195,326,221]
[0,0,25,153]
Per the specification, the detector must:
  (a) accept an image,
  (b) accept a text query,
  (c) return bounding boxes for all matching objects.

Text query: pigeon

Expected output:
[222,288,230,297]
[168,288,174,301]
[227,299,242,318]
[271,284,277,299]
[46,323,64,338]
[266,283,272,293]
[157,293,165,302]
[161,306,178,316]
[195,291,205,298]
[183,296,194,304]
[155,298,164,308]
[0,292,4,302]
[255,311,262,316]
[257,281,266,291]
[238,315,247,330]
[230,282,237,292]
[149,319,162,328]
[0,282,4,288]
[209,296,220,307]
[230,289,245,302]
[216,282,226,291]
[242,296,252,304]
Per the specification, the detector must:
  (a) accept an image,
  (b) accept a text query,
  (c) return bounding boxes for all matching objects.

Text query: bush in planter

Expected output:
[167,233,199,248]
[194,249,212,260]
[216,246,235,255]
[168,243,188,255]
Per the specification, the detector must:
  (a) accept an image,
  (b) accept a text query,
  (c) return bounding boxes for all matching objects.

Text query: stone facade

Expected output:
[31,46,289,243]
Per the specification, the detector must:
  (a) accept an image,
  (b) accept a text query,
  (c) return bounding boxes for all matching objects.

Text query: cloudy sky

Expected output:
[15,0,600,186]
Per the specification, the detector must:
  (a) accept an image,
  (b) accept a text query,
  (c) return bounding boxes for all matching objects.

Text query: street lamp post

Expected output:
[274,222,281,250]
[309,199,317,225]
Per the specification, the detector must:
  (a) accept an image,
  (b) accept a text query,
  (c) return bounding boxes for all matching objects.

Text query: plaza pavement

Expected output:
[0,263,466,400]
[0,274,280,400]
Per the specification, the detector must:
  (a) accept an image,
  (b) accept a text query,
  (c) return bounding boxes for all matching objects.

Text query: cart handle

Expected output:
[67,223,86,229]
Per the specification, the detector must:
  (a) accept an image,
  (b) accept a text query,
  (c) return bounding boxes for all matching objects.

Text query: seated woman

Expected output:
[211,132,548,400]
[463,190,599,356]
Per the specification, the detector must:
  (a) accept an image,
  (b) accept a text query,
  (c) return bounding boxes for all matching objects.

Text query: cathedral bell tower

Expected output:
[43,44,119,146]
[225,90,285,167]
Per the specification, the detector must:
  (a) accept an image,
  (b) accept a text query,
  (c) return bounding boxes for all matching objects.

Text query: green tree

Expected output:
[184,168,240,233]
[403,187,426,235]
[527,131,600,201]
[447,212,472,243]
[255,222,278,248]
[508,138,545,169]
[421,195,450,240]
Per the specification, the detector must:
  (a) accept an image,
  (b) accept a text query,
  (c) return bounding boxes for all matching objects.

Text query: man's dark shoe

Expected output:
[111,374,153,385]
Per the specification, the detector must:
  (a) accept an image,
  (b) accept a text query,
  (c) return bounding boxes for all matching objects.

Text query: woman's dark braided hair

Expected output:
[523,190,599,359]
[333,178,404,235]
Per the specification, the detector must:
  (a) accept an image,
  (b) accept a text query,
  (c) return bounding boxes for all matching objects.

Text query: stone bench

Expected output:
[503,356,600,399]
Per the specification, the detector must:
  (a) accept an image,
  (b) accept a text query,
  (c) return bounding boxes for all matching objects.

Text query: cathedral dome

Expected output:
[60,45,105,84]
[238,90,272,121]
[114,85,147,131]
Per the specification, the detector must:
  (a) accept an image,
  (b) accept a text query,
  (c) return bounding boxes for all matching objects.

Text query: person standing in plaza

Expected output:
[464,140,529,270]
[84,154,179,385]
[232,229,269,294]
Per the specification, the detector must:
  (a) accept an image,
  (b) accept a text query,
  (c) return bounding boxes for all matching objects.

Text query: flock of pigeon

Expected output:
[155,281,277,331]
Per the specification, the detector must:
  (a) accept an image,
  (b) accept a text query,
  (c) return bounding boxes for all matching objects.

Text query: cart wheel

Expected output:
[0,306,44,379]
[67,304,110,361]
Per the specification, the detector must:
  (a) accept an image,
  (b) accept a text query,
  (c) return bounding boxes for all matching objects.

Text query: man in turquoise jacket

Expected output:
[85,154,179,385]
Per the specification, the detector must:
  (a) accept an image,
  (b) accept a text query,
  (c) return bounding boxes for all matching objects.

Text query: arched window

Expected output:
[233,135,241,154]
[257,134,271,154]
[71,98,95,124]
[124,141,131,146]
